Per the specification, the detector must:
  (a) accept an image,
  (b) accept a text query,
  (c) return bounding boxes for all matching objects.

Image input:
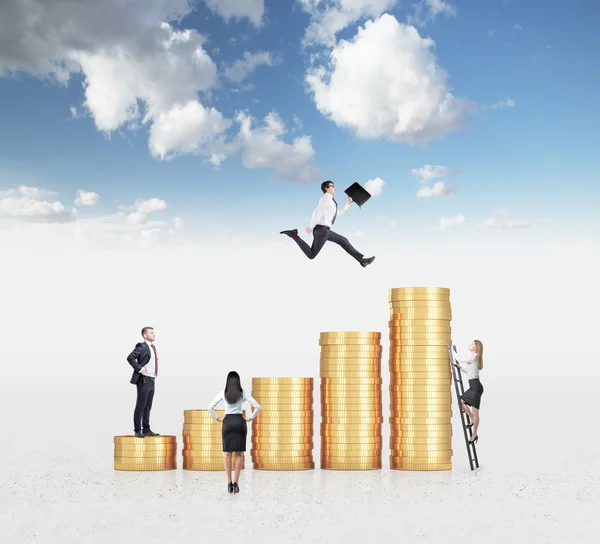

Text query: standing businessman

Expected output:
[280,180,375,267]
[127,326,160,438]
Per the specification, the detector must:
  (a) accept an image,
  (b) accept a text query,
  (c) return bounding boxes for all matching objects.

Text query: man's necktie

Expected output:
[151,344,158,377]
[332,197,338,225]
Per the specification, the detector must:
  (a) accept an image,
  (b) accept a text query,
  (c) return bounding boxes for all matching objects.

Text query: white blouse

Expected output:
[208,389,261,420]
[453,349,481,381]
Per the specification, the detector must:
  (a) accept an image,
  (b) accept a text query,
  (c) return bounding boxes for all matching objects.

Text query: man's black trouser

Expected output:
[293,225,363,262]
[134,375,155,433]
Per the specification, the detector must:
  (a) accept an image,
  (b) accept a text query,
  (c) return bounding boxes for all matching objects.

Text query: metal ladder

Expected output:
[448,343,479,470]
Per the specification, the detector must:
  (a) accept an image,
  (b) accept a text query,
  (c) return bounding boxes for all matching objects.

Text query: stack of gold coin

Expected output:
[182,409,245,470]
[113,435,177,471]
[388,287,453,471]
[320,332,383,470]
[251,378,315,470]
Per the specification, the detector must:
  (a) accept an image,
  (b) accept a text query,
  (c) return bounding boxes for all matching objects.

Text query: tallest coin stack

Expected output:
[388,287,453,471]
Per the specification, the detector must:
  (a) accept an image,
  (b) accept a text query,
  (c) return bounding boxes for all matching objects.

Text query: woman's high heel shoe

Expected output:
[233,482,239,494]
[228,482,234,493]
[468,435,478,444]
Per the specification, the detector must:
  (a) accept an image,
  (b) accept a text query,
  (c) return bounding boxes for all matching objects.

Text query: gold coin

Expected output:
[113,443,177,451]
[320,360,381,366]
[321,462,381,470]
[391,431,453,439]
[390,460,451,471]
[390,438,452,448]
[389,317,451,325]
[390,299,451,308]
[254,423,313,430]
[321,383,383,390]
[394,371,451,378]
[114,456,175,464]
[390,415,451,424]
[255,402,314,409]
[321,371,381,378]
[390,376,451,384]
[390,311,452,320]
[321,378,383,386]
[320,455,382,462]
[390,363,450,372]
[321,424,381,432]
[251,436,313,443]
[114,462,176,471]
[251,444,314,452]
[114,448,176,458]
[319,331,381,339]
[324,435,383,443]
[252,378,314,384]
[389,286,449,294]
[253,419,315,427]
[389,384,450,392]
[390,403,452,411]
[321,409,382,416]
[319,340,381,346]
[320,365,381,372]
[389,330,451,338]
[389,345,450,354]
[253,462,315,470]
[252,391,314,397]
[390,409,452,418]
[113,435,176,444]
[250,451,313,459]
[320,346,383,354]
[393,445,453,454]
[321,396,382,402]
[254,412,314,419]
[388,295,450,303]
[322,444,383,454]
[252,425,314,440]
[321,418,383,426]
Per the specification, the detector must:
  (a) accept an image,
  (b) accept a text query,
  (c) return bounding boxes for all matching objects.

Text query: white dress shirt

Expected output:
[142,340,156,377]
[309,193,351,230]
[453,349,480,380]
[208,389,261,420]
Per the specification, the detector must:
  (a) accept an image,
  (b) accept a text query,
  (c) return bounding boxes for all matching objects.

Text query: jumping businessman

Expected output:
[280,180,375,268]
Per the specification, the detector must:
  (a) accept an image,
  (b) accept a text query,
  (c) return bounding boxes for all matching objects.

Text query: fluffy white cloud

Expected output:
[299,0,399,48]
[479,215,551,229]
[438,213,466,230]
[417,180,455,198]
[148,101,232,163]
[118,198,168,226]
[306,14,466,144]
[203,0,265,26]
[235,111,322,184]
[411,164,459,183]
[75,190,100,206]
[0,1,234,163]
[0,185,76,223]
[224,51,277,83]
[492,98,516,109]
[365,177,385,196]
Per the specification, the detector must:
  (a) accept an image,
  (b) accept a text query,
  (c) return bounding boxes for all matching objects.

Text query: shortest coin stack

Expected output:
[114,435,177,471]
[251,378,315,470]
[182,409,245,470]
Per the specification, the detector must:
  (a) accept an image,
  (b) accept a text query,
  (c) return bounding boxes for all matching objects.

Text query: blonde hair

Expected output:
[474,339,484,370]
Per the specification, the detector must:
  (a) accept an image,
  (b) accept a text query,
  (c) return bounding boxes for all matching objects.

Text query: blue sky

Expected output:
[0,0,598,241]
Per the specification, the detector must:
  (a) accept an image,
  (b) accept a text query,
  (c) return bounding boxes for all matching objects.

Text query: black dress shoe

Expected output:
[280,229,298,238]
[361,256,375,268]
[233,482,239,494]
[228,482,234,494]
[134,432,145,438]
[143,431,160,437]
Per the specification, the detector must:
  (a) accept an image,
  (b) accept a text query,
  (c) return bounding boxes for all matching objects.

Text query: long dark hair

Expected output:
[224,371,243,404]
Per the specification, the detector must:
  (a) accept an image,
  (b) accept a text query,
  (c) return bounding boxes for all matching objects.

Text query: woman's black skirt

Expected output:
[461,378,484,409]
[222,414,247,452]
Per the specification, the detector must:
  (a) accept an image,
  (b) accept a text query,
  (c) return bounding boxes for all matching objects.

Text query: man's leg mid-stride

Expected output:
[280,227,375,267]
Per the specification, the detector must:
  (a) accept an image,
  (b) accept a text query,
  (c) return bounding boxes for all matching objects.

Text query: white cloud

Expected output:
[0,185,76,223]
[417,180,455,198]
[203,0,265,26]
[118,197,168,226]
[299,0,399,48]
[492,98,516,109]
[306,14,466,144]
[224,51,277,83]
[513,23,523,31]
[148,100,232,163]
[75,190,100,206]
[479,216,552,229]
[0,1,232,164]
[422,0,457,19]
[235,111,322,184]
[365,177,385,196]
[411,164,459,184]
[438,213,466,230]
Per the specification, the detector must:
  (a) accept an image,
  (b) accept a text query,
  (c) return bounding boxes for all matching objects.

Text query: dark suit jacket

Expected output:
[127,342,151,384]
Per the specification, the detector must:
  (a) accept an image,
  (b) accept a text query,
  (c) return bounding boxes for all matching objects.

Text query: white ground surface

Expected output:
[1,378,598,543]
